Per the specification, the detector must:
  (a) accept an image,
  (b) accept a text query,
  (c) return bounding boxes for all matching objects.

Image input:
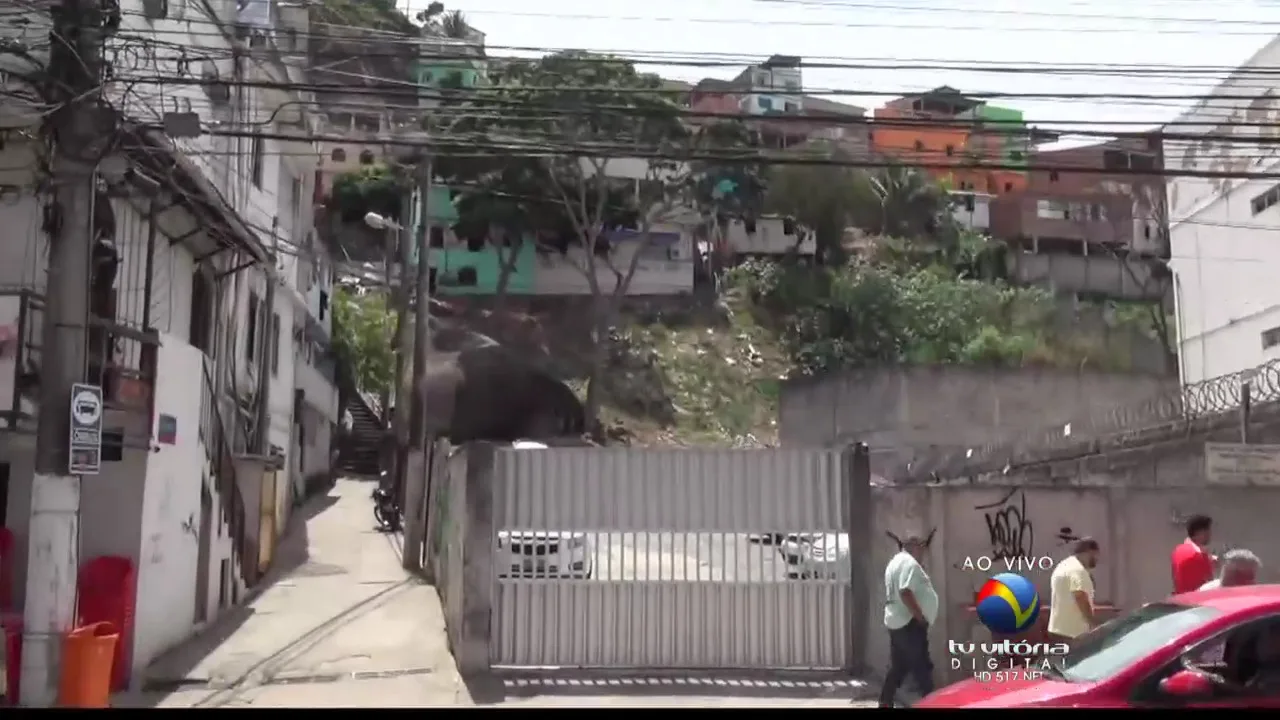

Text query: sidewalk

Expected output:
[117,478,470,708]
[114,477,877,708]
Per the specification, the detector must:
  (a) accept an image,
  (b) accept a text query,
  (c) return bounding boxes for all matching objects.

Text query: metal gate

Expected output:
[490,447,854,670]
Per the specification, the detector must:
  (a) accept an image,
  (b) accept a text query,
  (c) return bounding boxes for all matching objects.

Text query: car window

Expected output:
[1057,603,1223,683]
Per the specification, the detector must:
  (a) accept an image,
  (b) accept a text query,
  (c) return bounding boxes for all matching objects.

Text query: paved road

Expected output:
[500,532,824,582]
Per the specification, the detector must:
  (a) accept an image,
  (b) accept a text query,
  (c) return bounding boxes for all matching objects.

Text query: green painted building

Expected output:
[412,36,486,96]
[407,184,535,296]
[959,104,1031,168]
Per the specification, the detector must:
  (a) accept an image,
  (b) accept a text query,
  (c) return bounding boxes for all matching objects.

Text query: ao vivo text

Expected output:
[960,555,1056,572]
[949,640,1070,682]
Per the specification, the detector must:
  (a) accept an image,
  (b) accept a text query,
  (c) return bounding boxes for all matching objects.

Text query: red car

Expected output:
[917,585,1280,708]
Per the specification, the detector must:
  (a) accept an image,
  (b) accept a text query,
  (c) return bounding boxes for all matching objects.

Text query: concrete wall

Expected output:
[779,366,1174,476]
[868,471,1280,684]
[133,335,207,677]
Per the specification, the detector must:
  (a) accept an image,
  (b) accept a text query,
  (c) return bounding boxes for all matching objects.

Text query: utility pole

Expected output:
[22,0,108,706]
[402,160,433,571]
[379,227,396,417]
[390,200,414,507]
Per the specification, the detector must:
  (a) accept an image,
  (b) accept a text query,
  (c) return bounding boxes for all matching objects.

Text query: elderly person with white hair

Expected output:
[1200,549,1262,590]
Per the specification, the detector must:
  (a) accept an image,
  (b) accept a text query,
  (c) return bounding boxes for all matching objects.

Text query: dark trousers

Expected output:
[879,618,934,707]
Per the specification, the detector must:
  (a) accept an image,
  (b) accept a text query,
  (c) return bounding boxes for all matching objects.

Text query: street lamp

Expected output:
[364,211,402,231]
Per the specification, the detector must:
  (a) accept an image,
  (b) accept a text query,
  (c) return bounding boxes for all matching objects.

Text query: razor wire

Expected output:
[894,357,1280,481]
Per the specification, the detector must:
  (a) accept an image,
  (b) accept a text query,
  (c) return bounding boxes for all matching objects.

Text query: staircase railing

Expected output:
[202,355,251,585]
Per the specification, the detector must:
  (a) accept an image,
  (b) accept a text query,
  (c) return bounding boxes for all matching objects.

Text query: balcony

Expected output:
[0,289,158,442]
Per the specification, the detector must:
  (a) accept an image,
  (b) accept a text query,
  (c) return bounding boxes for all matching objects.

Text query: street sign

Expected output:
[1204,442,1280,486]
[68,382,103,475]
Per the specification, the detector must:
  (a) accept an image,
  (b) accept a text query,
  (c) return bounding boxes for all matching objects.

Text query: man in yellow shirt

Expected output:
[1048,538,1100,643]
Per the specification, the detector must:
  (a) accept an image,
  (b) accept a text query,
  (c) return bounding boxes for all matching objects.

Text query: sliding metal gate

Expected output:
[490,447,853,670]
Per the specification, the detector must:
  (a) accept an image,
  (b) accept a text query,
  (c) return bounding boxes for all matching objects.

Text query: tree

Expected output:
[330,163,411,225]
[865,164,954,240]
[437,51,763,430]
[332,287,396,399]
[763,154,870,265]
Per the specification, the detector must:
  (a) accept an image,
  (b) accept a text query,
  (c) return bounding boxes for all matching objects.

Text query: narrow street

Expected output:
[117,479,470,708]
[114,477,871,708]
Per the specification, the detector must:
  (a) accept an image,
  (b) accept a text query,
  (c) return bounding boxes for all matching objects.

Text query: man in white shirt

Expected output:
[878,535,939,708]
[1199,549,1261,591]
[1048,538,1100,642]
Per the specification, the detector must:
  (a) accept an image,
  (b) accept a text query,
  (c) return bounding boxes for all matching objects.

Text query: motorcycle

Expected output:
[371,476,402,532]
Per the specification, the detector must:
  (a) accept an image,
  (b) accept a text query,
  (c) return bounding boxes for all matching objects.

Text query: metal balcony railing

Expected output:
[0,288,160,445]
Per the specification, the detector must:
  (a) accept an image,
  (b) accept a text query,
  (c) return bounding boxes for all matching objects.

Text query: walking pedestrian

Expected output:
[1048,538,1100,644]
[1199,548,1261,590]
[1172,514,1216,595]
[877,535,938,708]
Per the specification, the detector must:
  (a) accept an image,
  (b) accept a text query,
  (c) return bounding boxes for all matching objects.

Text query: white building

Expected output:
[720,215,817,257]
[1165,36,1280,384]
[949,191,993,233]
[0,0,329,699]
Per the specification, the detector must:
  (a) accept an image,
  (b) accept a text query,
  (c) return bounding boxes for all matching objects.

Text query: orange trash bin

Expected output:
[57,622,118,708]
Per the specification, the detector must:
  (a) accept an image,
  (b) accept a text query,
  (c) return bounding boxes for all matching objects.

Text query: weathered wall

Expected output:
[870,446,1280,684]
[779,367,1173,476]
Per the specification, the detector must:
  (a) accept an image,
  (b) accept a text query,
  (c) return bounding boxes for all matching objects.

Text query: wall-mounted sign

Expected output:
[157,413,177,445]
[68,383,103,475]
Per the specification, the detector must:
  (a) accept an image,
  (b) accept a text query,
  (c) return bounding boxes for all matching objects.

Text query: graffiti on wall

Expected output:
[975,488,1035,561]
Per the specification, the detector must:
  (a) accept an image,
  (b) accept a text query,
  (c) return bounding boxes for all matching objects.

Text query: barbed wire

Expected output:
[897,357,1280,481]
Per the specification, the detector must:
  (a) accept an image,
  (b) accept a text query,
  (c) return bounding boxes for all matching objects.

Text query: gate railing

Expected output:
[424,443,874,675]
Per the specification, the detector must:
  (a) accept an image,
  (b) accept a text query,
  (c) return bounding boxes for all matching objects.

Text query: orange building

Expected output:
[870,87,1036,195]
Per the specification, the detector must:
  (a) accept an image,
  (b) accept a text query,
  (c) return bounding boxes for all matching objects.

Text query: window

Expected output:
[246,292,260,362]
[1263,326,1280,349]
[1049,171,1060,183]
[1251,183,1280,215]
[429,226,445,247]
[1103,149,1130,170]
[1036,199,1070,220]
[1004,182,1013,192]
[456,267,478,286]
[783,102,798,113]
[913,139,925,152]
[1054,603,1222,683]
[318,291,328,321]
[1010,150,1024,162]
[758,97,774,111]
[1130,153,1157,172]
[784,79,800,92]
[290,176,303,219]
[270,312,281,376]
[1090,204,1107,221]
[945,144,955,156]
[330,148,346,162]
[358,150,375,165]
[250,135,264,188]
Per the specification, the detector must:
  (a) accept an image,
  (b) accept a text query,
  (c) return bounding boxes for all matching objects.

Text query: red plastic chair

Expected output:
[76,556,136,691]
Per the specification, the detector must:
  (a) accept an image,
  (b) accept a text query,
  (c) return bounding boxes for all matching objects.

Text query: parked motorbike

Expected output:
[372,478,402,532]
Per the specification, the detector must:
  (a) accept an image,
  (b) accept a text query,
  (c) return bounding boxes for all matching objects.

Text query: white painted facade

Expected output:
[721,215,816,257]
[1164,36,1280,384]
[0,0,329,694]
[530,225,696,296]
[949,191,992,233]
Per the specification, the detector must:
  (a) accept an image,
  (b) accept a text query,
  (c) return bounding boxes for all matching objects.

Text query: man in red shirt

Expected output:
[1172,514,1216,594]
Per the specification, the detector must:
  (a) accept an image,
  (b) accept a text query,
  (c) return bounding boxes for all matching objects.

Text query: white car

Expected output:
[776,532,849,580]
[497,530,593,579]
[496,441,594,580]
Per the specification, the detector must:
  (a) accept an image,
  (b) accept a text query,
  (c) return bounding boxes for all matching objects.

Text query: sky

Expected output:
[400,0,1280,143]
